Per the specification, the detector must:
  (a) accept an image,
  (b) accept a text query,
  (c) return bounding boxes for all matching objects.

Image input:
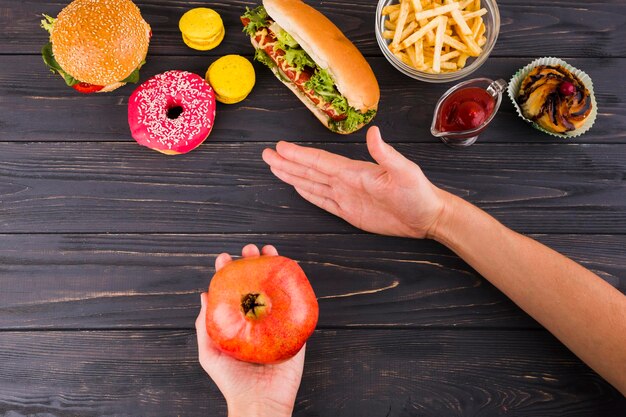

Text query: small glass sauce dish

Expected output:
[431,78,507,147]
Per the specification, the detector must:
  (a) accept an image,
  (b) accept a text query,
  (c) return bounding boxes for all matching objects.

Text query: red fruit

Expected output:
[559,81,576,97]
[72,82,104,94]
[206,255,319,364]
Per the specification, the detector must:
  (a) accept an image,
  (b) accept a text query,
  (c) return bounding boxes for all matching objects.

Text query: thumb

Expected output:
[366,126,411,172]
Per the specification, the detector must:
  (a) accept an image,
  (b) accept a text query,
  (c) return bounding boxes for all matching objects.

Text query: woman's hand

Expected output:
[262,126,445,239]
[195,244,304,417]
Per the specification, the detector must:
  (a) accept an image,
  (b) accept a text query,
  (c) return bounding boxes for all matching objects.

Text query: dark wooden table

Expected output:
[1,0,625,415]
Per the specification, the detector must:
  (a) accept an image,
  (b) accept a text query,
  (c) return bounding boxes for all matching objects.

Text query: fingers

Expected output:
[196,292,226,373]
[275,141,352,177]
[265,145,338,209]
[195,292,212,363]
[261,245,279,256]
[295,187,341,218]
[263,148,330,185]
[216,244,278,271]
[270,167,333,199]
[215,253,232,271]
[366,126,412,172]
[242,244,260,258]
[195,292,207,335]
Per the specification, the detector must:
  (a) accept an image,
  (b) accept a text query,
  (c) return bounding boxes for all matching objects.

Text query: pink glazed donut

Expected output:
[128,70,216,155]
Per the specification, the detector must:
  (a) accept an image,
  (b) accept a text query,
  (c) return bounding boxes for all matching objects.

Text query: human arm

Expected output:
[262,126,626,394]
[195,244,304,417]
[431,190,626,394]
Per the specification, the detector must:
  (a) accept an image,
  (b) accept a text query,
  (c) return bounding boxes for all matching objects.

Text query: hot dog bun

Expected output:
[263,0,379,113]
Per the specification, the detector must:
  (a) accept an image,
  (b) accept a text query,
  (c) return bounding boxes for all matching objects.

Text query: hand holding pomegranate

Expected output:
[195,244,309,417]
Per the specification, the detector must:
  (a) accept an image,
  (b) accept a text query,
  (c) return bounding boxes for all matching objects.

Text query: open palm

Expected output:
[262,126,445,239]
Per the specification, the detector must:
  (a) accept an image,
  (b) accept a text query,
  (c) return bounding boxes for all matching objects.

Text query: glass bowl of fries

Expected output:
[376,0,500,82]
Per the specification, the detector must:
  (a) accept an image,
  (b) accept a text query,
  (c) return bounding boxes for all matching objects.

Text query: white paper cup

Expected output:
[508,57,597,138]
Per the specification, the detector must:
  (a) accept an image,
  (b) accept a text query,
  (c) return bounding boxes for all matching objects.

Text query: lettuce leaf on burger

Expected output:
[41,0,151,93]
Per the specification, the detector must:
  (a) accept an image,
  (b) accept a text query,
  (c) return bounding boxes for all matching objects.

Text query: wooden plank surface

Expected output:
[0,329,624,417]
[0,233,623,330]
[0,142,624,234]
[1,0,625,413]
[3,0,625,57]
[2,56,624,143]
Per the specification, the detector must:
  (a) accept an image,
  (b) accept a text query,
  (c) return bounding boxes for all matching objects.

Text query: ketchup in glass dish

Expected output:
[437,87,495,132]
[431,78,507,147]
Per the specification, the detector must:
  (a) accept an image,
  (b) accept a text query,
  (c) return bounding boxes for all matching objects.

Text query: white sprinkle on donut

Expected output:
[128,70,216,154]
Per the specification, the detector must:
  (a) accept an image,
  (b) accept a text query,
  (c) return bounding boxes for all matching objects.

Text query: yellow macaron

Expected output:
[206,55,256,104]
[182,29,225,51]
[179,8,225,51]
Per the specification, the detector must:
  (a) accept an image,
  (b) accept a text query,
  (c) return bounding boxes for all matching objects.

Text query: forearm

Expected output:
[429,189,626,394]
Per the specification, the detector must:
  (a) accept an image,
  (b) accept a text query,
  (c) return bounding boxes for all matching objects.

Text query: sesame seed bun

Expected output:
[263,0,379,113]
[50,0,150,86]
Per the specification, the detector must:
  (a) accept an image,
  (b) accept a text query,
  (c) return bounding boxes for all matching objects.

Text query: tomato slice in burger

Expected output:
[72,82,104,94]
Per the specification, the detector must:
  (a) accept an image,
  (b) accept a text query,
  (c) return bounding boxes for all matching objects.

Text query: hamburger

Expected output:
[241,0,380,134]
[41,0,151,93]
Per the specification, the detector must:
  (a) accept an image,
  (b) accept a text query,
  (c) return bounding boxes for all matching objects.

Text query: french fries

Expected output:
[391,0,410,45]
[381,0,488,74]
[432,16,447,73]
